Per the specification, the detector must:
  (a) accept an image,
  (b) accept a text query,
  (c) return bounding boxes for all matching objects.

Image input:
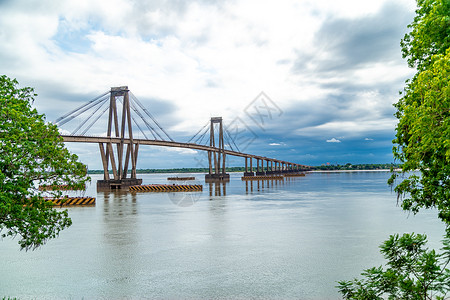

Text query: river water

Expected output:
[1,171,446,299]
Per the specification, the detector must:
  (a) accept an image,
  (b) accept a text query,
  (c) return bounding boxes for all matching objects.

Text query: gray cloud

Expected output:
[272,2,415,165]
[113,0,234,41]
[0,0,415,168]
[293,2,413,75]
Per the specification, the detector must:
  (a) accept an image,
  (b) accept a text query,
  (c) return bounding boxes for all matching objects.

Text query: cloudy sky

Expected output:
[0,0,417,169]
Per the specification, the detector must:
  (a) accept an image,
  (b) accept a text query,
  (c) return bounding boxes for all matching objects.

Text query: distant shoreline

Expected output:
[87,164,400,174]
[310,169,401,173]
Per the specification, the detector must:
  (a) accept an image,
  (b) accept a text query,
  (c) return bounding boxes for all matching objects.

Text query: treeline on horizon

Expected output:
[87,163,400,174]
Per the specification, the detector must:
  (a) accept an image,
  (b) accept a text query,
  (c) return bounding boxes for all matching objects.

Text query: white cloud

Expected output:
[365,137,374,141]
[164,147,198,155]
[297,119,397,138]
[0,0,417,168]
[326,138,341,143]
[58,128,70,135]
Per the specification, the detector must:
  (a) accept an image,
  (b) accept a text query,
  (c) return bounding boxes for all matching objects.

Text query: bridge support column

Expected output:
[97,86,142,190]
[244,157,254,176]
[266,160,273,175]
[205,117,230,182]
[256,158,265,175]
[266,161,273,175]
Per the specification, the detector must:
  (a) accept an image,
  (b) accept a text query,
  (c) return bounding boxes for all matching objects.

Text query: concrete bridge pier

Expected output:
[276,162,282,174]
[97,178,142,190]
[287,163,294,173]
[281,163,288,174]
[266,160,274,175]
[97,87,143,190]
[244,157,255,176]
[255,158,265,175]
[272,161,278,174]
[205,117,230,182]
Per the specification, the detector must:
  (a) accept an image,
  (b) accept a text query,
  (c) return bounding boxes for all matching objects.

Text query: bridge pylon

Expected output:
[97,86,143,190]
[205,117,230,182]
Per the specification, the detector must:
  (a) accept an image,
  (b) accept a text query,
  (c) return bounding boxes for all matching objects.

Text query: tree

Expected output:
[337,233,450,300]
[0,75,89,250]
[400,0,450,72]
[392,0,450,226]
[338,0,450,297]
[390,50,450,225]
[389,0,450,231]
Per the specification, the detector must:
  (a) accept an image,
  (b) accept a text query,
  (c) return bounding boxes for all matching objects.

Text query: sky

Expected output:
[0,0,418,169]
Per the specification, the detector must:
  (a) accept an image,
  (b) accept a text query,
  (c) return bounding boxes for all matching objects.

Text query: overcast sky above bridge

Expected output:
[0,0,417,169]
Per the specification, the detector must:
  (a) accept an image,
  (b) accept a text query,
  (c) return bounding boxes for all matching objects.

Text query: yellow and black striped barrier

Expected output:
[284,173,306,177]
[45,197,95,206]
[241,175,284,181]
[39,184,86,191]
[129,184,203,192]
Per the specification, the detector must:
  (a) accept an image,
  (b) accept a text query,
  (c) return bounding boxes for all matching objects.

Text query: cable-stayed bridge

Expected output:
[56,86,311,189]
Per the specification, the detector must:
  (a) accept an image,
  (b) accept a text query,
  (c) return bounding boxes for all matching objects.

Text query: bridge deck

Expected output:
[61,135,311,169]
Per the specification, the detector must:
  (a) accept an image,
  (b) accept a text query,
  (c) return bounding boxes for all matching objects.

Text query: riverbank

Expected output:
[310,169,401,173]
[87,164,400,174]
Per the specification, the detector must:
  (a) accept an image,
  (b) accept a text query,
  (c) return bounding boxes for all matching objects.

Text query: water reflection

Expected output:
[96,190,141,296]
[208,181,227,197]
[243,178,279,193]
[241,174,309,194]
[100,190,138,216]
[100,191,139,247]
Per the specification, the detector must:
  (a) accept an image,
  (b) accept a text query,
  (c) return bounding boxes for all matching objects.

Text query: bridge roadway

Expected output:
[61,135,310,170]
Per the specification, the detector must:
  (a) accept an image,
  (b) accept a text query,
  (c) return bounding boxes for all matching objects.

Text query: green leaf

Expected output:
[0,75,89,250]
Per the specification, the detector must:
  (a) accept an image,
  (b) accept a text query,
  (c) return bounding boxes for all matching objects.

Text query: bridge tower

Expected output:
[205,117,230,182]
[97,86,143,190]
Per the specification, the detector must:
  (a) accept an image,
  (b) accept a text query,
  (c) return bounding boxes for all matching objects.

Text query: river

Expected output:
[1,171,446,299]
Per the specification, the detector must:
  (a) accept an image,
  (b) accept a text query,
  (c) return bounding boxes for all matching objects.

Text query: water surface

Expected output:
[1,171,445,299]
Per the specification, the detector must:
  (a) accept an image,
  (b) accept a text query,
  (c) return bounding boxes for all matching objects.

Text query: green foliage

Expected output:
[390,50,450,225]
[390,0,450,225]
[401,0,450,71]
[0,75,89,250]
[338,1,450,297]
[337,233,450,299]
